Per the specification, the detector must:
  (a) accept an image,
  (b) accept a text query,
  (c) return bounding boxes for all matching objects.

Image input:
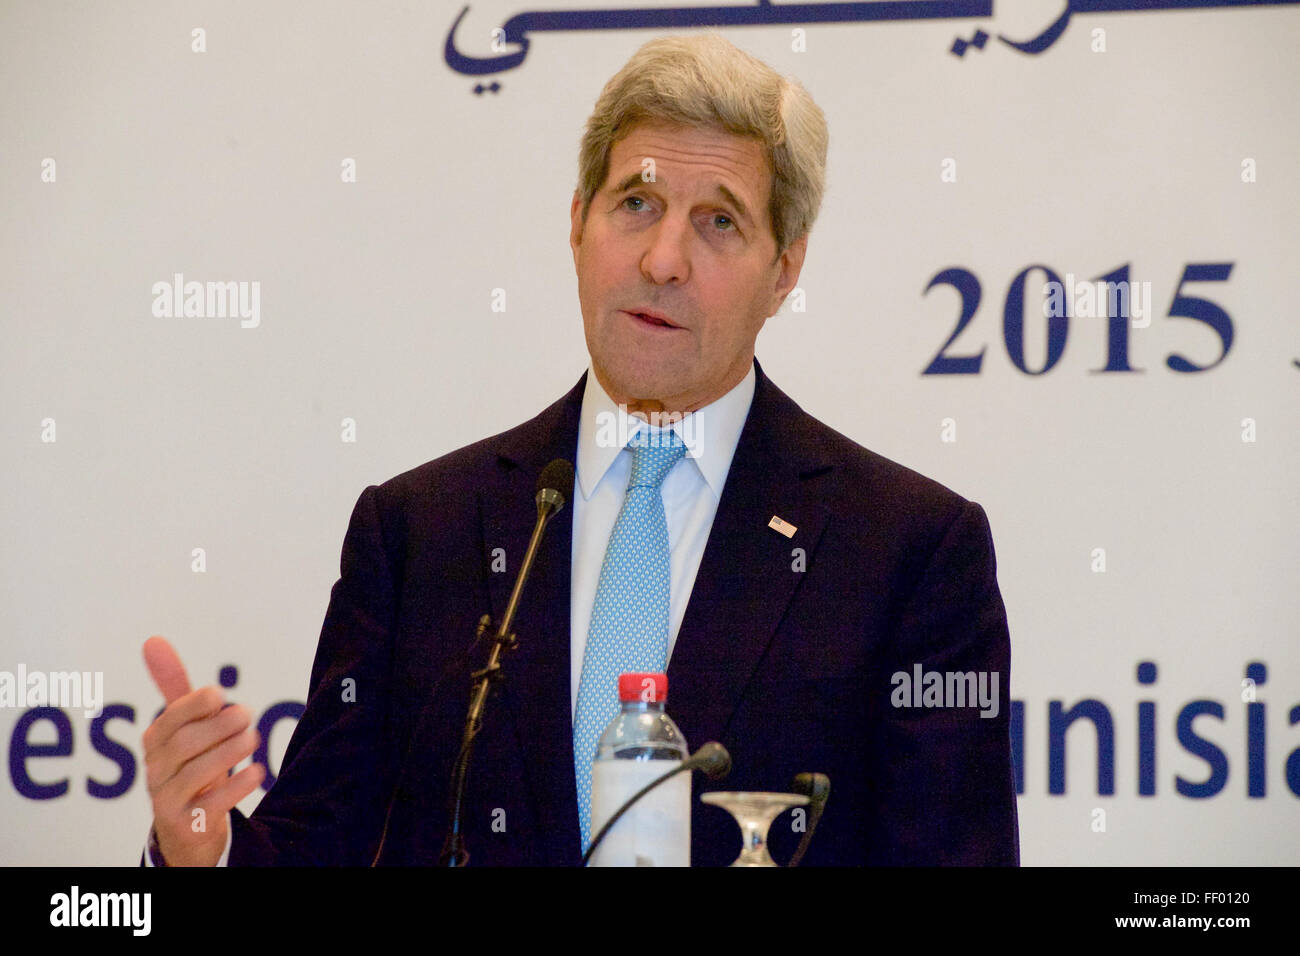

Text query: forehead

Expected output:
[605,120,770,204]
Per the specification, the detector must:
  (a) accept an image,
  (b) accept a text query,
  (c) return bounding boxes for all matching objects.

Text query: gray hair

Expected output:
[576,33,829,257]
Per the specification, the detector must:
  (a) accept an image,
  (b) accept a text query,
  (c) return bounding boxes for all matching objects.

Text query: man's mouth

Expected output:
[624,309,682,329]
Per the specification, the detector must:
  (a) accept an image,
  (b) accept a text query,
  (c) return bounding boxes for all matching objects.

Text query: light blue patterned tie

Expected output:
[573,426,686,854]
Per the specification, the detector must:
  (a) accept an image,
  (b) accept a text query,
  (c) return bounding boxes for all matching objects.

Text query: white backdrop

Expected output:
[2,0,1297,865]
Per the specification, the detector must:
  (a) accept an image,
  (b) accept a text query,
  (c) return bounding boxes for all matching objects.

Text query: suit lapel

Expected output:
[667,362,833,750]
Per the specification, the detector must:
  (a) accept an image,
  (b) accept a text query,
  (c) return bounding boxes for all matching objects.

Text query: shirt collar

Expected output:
[576,363,756,501]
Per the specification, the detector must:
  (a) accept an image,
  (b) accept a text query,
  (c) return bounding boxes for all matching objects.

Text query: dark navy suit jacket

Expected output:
[227,360,1019,865]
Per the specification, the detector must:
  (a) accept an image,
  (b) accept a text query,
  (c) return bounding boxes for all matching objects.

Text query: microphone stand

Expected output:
[439,484,565,866]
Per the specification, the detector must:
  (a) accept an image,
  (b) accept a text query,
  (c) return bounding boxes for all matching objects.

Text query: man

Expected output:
[142,33,1018,866]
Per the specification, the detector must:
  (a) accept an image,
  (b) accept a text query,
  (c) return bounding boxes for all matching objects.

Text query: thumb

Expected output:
[143,636,193,705]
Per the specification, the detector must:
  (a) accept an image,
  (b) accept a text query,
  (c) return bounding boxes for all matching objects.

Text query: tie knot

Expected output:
[626,428,686,490]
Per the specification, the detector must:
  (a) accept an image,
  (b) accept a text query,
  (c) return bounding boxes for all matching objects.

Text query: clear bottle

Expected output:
[588,672,691,867]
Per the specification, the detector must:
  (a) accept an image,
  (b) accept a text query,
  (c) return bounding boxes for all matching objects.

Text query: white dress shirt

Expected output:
[569,364,756,718]
[148,363,756,866]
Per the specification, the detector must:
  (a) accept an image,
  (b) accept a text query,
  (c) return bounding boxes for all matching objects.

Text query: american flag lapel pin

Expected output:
[768,515,797,538]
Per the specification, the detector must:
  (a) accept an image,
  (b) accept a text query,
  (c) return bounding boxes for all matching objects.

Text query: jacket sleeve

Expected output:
[229,484,401,865]
[864,499,1020,865]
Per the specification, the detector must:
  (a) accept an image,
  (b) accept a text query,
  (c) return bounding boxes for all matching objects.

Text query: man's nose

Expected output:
[639,213,692,285]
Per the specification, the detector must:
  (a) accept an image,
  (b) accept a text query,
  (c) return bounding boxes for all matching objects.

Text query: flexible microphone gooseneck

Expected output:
[369,458,573,867]
[582,741,732,865]
[438,458,574,866]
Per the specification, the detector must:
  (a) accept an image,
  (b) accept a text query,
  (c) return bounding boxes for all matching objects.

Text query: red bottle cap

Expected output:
[618,672,667,703]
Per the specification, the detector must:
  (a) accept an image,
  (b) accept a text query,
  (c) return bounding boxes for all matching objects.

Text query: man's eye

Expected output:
[619,198,735,234]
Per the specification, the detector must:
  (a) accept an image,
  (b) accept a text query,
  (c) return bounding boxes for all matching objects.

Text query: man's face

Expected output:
[569,120,807,414]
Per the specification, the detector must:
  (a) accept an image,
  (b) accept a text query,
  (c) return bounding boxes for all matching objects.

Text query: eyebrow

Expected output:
[610,171,752,225]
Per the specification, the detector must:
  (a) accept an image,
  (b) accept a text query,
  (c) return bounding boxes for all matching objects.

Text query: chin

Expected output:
[600,356,691,404]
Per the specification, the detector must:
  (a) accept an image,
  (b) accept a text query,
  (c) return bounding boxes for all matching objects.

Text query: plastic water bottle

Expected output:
[588,672,691,867]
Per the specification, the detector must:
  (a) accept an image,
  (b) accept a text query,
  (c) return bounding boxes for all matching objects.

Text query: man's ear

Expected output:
[770,234,808,315]
[569,191,584,270]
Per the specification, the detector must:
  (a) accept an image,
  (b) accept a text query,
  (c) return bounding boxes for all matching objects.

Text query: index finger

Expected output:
[143,635,193,705]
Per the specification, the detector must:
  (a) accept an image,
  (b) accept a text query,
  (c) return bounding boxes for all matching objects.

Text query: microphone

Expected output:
[582,741,731,866]
[685,741,732,779]
[785,772,830,867]
[535,458,572,516]
[370,458,574,867]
